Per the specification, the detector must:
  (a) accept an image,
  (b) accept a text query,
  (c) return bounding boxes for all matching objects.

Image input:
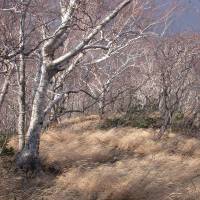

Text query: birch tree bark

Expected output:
[17,19,26,151]
[17,0,31,151]
[17,54,26,151]
[0,66,15,110]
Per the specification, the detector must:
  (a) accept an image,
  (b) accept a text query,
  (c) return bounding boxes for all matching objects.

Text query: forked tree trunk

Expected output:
[16,65,50,169]
[16,0,132,169]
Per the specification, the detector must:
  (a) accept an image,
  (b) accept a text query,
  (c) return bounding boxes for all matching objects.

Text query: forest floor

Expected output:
[1,115,200,200]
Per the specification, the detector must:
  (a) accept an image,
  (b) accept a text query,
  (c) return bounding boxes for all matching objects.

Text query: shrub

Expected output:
[99,112,159,129]
[130,116,157,128]
[0,135,15,156]
[173,111,184,121]
[98,117,127,129]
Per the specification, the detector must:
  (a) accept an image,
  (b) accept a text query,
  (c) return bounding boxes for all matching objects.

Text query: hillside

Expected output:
[0,115,200,200]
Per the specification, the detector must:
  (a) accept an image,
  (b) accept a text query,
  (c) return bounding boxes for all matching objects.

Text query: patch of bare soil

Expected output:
[2,115,200,200]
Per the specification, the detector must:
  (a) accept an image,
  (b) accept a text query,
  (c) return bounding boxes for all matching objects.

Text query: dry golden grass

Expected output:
[2,115,200,200]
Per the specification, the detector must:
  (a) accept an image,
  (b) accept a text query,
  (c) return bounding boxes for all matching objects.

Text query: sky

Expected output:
[170,0,200,32]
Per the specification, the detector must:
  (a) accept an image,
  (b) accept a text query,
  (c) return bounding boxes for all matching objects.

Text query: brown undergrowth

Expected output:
[1,115,200,200]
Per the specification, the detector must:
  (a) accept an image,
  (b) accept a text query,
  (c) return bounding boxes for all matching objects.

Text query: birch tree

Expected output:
[1,0,33,150]
[16,0,134,169]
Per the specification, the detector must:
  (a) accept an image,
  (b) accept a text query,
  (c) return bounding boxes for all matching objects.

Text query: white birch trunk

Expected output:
[0,78,9,109]
[17,54,26,151]
[0,67,14,109]
[17,5,27,151]
[17,64,50,168]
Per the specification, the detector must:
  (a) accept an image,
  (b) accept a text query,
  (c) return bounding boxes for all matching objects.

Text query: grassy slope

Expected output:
[1,115,200,200]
